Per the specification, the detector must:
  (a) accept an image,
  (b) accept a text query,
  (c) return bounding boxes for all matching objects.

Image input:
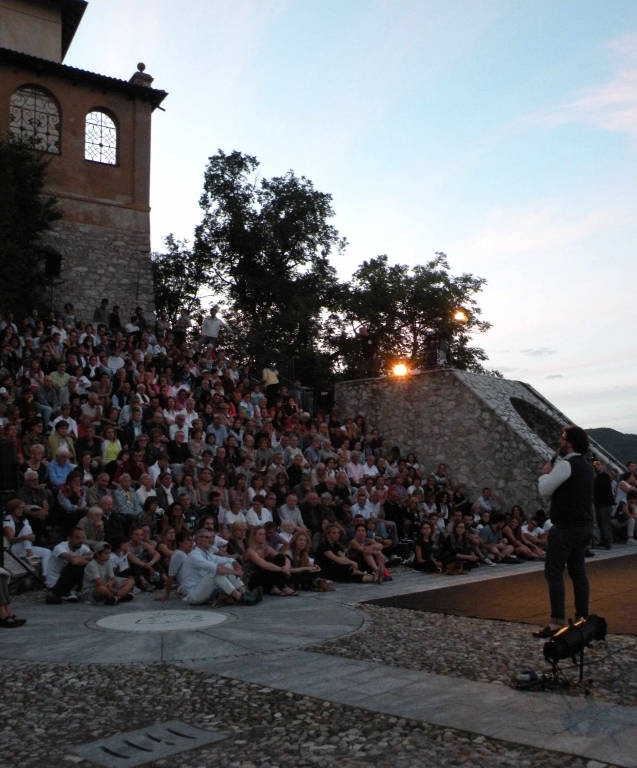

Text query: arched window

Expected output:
[9,85,61,154]
[85,110,118,165]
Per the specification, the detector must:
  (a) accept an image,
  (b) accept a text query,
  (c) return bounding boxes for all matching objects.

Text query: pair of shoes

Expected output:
[532,625,558,639]
[386,556,403,568]
[0,617,26,628]
[105,596,119,606]
[585,549,595,557]
[501,556,519,564]
[119,593,133,603]
[63,590,79,603]
[312,577,331,592]
[46,593,62,605]
[482,557,496,566]
[240,590,260,605]
[627,538,637,545]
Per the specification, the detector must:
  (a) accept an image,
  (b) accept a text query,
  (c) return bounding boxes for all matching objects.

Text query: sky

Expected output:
[65,0,637,433]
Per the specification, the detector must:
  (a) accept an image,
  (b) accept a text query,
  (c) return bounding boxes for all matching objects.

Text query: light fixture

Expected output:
[542,615,607,685]
[543,615,607,663]
[392,363,408,376]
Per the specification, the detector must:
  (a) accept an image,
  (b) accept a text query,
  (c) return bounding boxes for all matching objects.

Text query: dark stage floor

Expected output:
[370,553,637,635]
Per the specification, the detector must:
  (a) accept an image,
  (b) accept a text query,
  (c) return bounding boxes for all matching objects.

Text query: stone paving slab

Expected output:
[185,648,637,768]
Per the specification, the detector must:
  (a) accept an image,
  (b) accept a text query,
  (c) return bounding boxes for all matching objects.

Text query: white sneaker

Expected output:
[483,557,496,566]
[627,538,637,545]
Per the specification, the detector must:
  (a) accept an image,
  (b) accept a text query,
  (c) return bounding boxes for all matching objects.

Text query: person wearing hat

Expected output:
[81,541,134,605]
[47,419,76,462]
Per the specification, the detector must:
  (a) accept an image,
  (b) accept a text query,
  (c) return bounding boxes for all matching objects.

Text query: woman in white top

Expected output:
[3,499,50,574]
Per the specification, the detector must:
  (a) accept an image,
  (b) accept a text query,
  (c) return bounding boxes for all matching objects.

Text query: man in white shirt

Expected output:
[200,306,229,348]
[45,527,93,603]
[169,412,190,441]
[278,493,306,530]
[351,488,375,521]
[181,529,259,605]
[346,452,365,487]
[245,496,273,528]
[362,454,380,481]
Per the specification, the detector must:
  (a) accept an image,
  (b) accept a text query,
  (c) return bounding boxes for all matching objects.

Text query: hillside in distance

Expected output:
[587,428,637,466]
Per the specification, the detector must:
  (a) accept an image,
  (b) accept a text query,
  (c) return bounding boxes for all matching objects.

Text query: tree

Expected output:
[0,138,60,313]
[329,253,492,377]
[193,150,345,381]
[151,235,203,324]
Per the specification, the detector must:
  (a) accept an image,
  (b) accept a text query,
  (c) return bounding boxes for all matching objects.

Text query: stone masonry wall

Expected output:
[42,212,155,323]
[334,369,556,514]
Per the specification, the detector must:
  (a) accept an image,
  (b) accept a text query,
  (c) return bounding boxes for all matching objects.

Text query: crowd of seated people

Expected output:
[2,299,626,619]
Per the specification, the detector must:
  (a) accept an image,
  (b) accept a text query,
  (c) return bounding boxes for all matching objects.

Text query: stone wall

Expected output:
[333,369,614,515]
[42,199,155,322]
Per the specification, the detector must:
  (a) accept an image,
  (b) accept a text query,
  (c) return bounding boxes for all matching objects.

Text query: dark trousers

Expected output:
[544,525,590,624]
[595,505,613,547]
[51,563,85,596]
[249,554,290,593]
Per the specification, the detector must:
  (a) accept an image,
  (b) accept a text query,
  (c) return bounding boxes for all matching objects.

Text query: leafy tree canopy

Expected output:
[328,253,493,378]
[0,138,60,313]
[152,234,203,324]
[193,150,345,381]
[161,148,495,385]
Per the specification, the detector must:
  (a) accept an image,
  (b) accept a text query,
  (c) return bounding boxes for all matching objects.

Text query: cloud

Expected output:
[521,347,557,357]
[454,199,631,269]
[517,30,637,143]
[545,373,564,379]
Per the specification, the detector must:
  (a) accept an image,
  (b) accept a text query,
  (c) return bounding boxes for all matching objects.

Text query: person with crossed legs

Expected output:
[181,529,260,606]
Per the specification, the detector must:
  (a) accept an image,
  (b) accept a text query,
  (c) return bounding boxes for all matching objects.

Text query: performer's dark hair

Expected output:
[563,425,588,454]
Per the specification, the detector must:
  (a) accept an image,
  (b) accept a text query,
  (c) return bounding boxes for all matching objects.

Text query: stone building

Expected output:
[334,369,621,513]
[0,0,167,319]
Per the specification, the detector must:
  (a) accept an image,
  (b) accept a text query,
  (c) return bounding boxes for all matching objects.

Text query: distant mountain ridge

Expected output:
[587,428,637,466]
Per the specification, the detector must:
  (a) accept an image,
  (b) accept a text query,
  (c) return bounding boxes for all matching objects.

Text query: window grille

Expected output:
[85,110,118,164]
[9,85,61,154]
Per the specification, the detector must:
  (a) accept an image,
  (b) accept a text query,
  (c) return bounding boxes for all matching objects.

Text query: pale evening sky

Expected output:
[65,0,637,433]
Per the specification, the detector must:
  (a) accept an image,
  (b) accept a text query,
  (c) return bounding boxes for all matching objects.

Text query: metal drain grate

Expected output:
[70,720,230,767]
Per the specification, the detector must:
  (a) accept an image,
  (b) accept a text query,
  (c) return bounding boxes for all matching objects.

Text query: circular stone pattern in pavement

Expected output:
[96,609,228,633]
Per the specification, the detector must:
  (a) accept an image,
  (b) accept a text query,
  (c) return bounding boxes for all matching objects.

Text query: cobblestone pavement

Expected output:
[0,663,605,768]
[1,561,633,768]
[312,604,637,707]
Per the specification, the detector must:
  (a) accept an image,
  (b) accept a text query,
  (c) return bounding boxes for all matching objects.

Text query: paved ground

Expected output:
[1,545,635,767]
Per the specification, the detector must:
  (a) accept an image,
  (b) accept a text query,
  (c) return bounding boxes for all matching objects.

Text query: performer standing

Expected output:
[534,425,594,638]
